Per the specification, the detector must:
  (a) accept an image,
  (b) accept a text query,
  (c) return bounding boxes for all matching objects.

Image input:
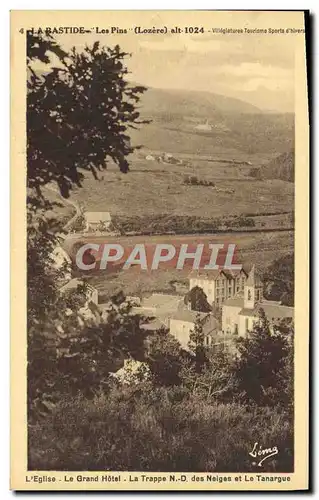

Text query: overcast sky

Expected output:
[32,11,301,112]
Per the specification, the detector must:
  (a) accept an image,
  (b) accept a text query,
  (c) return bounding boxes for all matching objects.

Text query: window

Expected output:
[236,286,240,293]
[247,289,252,300]
[216,279,220,286]
[245,318,249,331]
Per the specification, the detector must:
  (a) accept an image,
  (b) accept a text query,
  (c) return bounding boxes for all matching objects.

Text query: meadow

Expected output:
[69,152,294,221]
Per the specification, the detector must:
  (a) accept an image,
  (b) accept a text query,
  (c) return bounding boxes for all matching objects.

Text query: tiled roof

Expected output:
[170,310,219,333]
[239,303,294,320]
[170,309,209,323]
[223,297,245,307]
[189,266,250,281]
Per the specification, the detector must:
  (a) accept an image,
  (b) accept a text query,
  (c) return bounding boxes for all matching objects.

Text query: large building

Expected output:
[222,266,293,337]
[189,267,249,307]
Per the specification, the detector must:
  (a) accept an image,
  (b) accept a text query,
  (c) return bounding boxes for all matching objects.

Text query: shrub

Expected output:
[28,386,293,472]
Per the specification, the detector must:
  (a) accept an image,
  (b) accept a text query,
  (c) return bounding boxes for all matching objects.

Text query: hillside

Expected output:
[258,151,294,182]
[131,86,294,155]
[138,87,261,119]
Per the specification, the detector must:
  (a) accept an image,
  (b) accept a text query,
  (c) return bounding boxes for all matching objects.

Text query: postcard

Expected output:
[11,10,309,491]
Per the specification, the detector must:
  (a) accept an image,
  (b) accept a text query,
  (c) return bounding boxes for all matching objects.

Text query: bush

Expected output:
[183,175,215,187]
[28,386,293,472]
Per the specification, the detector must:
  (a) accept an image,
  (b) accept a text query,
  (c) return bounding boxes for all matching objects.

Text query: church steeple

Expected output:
[244,265,255,309]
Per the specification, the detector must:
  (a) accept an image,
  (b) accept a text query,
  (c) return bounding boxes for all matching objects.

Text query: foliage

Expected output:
[263,253,294,305]
[112,213,258,236]
[27,32,150,420]
[146,330,187,386]
[233,310,293,408]
[28,386,293,472]
[27,31,148,200]
[187,315,210,371]
[184,286,212,312]
[184,175,215,187]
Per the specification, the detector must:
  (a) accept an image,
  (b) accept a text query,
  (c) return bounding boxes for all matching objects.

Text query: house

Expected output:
[169,309,219,350]
[222,266,293,337]
[131,293,184,328]
[189,267,249,307]
[83,211,112,233]
[195,119,212,132]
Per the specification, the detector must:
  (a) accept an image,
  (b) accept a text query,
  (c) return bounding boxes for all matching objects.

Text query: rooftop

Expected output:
[239,303,294,320]
[223,297,245,307]
[189,265,250,281]
[170,310,219,333]
[170,309,209,323]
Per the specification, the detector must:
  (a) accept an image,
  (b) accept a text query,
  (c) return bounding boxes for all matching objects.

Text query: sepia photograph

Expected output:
[11,9,309,491]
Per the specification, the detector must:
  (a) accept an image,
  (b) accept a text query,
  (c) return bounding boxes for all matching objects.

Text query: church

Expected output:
[222,266,294,337]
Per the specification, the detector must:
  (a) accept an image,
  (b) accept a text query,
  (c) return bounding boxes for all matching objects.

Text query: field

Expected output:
[61,94,294,299]
[69,152,294,222]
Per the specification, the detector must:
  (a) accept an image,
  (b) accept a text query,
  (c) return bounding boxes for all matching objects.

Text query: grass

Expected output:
[69,153,294,219]
[28,386,293,472]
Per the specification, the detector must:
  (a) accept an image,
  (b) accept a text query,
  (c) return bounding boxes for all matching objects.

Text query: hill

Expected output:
[138,87,262,119]
[131,86,294,156]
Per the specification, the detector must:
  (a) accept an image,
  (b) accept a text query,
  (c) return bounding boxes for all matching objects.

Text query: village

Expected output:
[52,225,294,360]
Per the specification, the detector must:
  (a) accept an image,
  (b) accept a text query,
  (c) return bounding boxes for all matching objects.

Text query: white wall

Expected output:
[169,319,194,349]
[189,278,215,304]
[222,305,242,335]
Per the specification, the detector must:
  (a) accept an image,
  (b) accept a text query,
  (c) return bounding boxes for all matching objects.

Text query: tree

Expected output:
[184,286,212,312]
[146,329,186,386]
[27,32,148,202]
[263,254,294,306]
[233,310,293,407]
[26,32,150,420]
[179,347,235,402]
[188,315,209,372]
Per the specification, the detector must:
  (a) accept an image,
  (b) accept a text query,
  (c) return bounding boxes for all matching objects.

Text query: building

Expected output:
[189,267,249,307]
[195,120,212,132]
[83,211,112,233]
[169,309,219,350]
[222,266,293,337]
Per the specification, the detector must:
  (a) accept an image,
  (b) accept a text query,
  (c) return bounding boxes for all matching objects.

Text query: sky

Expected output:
[31,11,302,112]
